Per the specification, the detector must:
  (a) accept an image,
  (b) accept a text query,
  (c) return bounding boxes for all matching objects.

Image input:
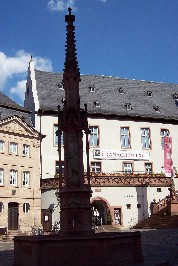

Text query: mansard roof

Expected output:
[35,69,178,122]
[0,91,32,125]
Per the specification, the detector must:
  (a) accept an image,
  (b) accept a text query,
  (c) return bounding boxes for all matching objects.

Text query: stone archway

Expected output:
[91,197,110,225]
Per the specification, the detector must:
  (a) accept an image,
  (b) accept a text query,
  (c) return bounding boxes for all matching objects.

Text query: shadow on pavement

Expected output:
[0,249,14,266]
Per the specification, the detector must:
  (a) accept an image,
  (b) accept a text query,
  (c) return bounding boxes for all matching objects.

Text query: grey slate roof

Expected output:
[35,70,178,122]
[0,91,32,125]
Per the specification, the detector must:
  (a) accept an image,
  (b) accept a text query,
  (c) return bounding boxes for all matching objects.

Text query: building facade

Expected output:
[0,115,42,233]
[24,59,178,229]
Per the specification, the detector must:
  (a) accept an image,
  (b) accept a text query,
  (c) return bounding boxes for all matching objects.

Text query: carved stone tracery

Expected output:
[41,174,172,189]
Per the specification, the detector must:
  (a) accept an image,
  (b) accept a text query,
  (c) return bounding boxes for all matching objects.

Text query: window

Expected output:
[147,91,152,97]
[89,85,95,92]
[94,101,100,107]
[0,140,4,152]
[123,162,133,174]
[89,126,99,147]
[55,161,64,175]
[157,188,162,192]
[141,128,151,149]
[121,127,130,148]
[9,142,18,154]
[54,125,64,146]
[23,144,30,156]
[145,163,153,174]
[23,203,30,213]
[118,87,124,94]
[137,204,141,209]
[91,162,101,173]
[124,103,132,111]
[10,170,17,186]
[0,169,4,186]
[126,204,131,209]
[161,129,169,149]
[0,202,4,213]
[23,171,30,187]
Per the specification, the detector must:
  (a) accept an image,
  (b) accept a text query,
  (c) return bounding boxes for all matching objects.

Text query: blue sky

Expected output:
[0,0,178,105]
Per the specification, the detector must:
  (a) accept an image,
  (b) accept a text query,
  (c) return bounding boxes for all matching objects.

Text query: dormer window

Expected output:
[94,101,100,108]
[147,91,152,97]
[118,87,124,94]
[58,82,64,90]
[89,85,95,92]
[153,105,160,112]
[125,103,132,111]
[173,93,178,100]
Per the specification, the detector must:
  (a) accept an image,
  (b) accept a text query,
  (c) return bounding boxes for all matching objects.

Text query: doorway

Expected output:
[8,202,19,230]
[41,209,52,232]
[91,200,108,225]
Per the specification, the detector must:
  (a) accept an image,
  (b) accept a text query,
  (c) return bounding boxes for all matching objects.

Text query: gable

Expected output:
[0,116,40,138]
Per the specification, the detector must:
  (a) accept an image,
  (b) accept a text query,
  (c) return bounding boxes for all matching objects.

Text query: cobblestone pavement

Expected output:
[0,240,14,266]
[0,228,178,266]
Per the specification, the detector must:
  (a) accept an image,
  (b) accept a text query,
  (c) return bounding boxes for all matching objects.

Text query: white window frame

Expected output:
[23,203,30,213]
[10,170,17,186]
[141,128,151,149]
[91,162,101,173]
[121,127,130,148]
[55,161,64,175]
[123,162,133,173]
[89,126,99,147]
[0,140,4,152]
[9,142,18,154]
[23,171,30,187]
[23,144,30,156]
[54,125,64,146]
[145,163,153,174]
[0,202,4,213]
[161,129,169,149]
[0,169,4,186]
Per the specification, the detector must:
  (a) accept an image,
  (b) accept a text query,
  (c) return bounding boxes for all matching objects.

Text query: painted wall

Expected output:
[35,115,178,178]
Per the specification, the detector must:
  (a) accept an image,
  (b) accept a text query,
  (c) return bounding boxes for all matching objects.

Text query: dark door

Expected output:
[8,202,19,230]
[41,209,52,232]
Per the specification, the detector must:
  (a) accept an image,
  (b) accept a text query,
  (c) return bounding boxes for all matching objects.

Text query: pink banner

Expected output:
[164,136,172,177]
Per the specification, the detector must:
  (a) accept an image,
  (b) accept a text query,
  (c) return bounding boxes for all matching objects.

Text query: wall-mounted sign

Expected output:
[93,149,150,161]
[164,136,172,177]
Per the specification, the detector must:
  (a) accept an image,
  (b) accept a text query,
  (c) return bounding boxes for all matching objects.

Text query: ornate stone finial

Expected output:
[68,7,72,15]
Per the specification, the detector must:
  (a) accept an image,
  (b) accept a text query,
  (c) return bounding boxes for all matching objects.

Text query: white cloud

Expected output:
[47,0,76,12]
[10,80,27,101]
[99,0,108,2]
[0,50,52,102]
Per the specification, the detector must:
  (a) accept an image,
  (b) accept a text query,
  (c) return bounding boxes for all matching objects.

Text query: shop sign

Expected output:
[93,149,150,160]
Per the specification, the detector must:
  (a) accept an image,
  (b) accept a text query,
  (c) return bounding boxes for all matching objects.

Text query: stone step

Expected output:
[134,215,178,229]
[6,230,25,240]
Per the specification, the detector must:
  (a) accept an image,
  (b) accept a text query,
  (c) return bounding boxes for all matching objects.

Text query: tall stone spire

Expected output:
[58,8,93,235]
[63,7,81,110]
[64,7,80,75]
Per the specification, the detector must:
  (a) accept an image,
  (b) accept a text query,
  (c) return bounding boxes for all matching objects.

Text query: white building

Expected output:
[24,58,178,229]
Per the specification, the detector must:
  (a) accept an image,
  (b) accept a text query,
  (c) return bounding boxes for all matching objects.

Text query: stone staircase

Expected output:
[5,230,27,240]
[95,225,121,233]
[133,214,178,229]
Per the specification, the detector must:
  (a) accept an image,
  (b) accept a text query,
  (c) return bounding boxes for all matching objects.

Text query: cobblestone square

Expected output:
[0,228,178,266]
